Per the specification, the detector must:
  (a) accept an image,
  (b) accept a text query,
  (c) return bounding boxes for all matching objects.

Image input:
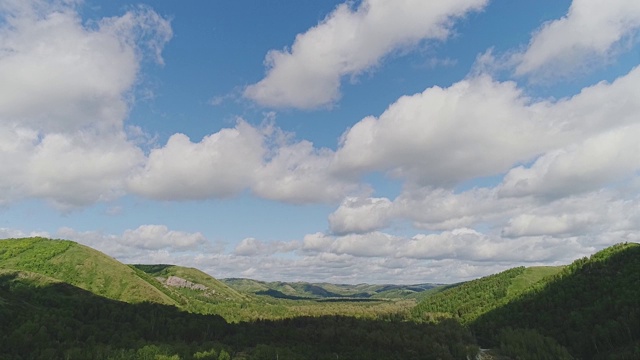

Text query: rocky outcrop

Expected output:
[160,275,208,291]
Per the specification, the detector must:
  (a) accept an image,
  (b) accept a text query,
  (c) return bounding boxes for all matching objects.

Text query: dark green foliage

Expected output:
[496,328,573,360]
[473,243,640,359]
[412,267,529,323]
[0,271,478,359]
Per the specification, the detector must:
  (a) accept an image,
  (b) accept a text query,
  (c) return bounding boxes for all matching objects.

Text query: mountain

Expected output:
[222,278,442,300]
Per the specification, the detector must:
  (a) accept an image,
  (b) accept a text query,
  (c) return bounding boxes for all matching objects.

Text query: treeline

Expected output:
[0,272,478,359]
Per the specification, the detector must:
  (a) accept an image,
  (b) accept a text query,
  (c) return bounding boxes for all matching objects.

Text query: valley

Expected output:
[1,237,639,359]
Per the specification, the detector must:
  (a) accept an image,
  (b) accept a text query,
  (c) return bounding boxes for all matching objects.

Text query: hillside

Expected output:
[222,278,441,300]
[412,265,564,323]
[0,269,478,359]
[412,242,640,359]
[132,264,249,302]
[0,237,175,305]
[473,242,640,359]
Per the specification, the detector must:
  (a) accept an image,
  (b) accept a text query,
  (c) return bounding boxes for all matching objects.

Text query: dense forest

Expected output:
[0,271,477,359]
[1,237,639,359]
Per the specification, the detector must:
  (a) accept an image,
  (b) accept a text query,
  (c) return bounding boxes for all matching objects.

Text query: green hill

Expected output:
[412,242,640,359]
[132,264,249,302]
[412,265,564,323]
[0,237,175,305]
[473,242,640,359]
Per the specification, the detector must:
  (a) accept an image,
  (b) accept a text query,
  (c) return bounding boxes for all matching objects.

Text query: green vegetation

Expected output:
[0,270,478,359]
[2,237,639,359]
[412,265,563,323]
[412,242,640,359]
[133,264,249,302]
[474,242,640,359]
[0,237,175,304]
[222,277,441,300]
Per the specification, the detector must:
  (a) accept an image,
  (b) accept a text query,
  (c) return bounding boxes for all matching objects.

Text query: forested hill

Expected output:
[474,242,640,359]
[412,265,563,323]
[413,242,640,359]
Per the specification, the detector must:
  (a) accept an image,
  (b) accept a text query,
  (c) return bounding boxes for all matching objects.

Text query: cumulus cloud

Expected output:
[333,64,640,189]
[329,197,393,234]
[56,225,207,262]
[333,75,558,186]
[129,121,361,204]
[499,125,640,199]
[234,237,299,256]
[514,0,640,77]
[295,228,598,267]
[252,139,359,204]
[121,225,206,250]
[0,1,171,208]
[128,120,265,200]
[244,0,488,108]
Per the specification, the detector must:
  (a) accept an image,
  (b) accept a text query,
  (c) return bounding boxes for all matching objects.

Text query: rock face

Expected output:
[163,276,208,291]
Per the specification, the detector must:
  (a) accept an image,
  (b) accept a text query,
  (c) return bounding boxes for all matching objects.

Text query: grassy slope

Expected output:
[0,237,176,305]
[506,266,564,296]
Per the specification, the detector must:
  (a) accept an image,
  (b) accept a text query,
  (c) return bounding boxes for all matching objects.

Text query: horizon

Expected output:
[1,0,640,284]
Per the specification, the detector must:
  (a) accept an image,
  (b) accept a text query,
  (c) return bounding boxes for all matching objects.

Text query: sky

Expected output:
[1,0,640,284]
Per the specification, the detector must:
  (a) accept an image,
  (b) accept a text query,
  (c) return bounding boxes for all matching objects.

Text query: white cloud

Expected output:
[302,232,335,252]
[332,231,400,257]
[334,75,556,186]
[514,0,640,77]
[0,1,171,208]
[0,228,50,239]
[329,196,393,234]
[244,0,488,108]
[499,125,640,198]
[252,140,360,204]
[130,121,362,204]
[121,225,206,250]
[24,132,143,208]
[128,120,265,200]
[234,237,299,256]
[56,225,206,260]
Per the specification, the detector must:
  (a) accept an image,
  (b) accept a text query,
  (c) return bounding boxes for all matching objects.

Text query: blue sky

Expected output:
[1,0,640,283]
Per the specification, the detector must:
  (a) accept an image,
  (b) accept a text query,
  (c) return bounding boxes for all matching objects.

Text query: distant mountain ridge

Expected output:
[222,277,443,300]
